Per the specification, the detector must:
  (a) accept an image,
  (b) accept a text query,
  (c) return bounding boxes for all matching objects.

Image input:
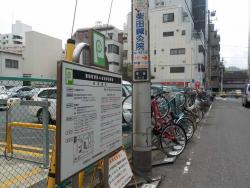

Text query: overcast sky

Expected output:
[0,0,249,69]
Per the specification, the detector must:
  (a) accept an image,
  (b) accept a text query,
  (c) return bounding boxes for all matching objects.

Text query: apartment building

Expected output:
[74,24,124,73]
[124,0,206,87]
[207,23,221,91]
[0,21,32,53]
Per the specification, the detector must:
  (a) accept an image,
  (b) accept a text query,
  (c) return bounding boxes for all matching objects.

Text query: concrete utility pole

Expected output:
[132,0,152,173]
[207,10,211,91]
[220,58,224,95]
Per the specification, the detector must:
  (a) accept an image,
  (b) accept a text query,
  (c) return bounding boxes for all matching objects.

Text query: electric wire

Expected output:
[71,0,78,37]
[106,0,115,36]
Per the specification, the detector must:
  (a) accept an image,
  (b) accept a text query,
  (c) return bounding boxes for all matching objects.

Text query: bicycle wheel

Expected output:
[155,96,170,119]
[151,128,161,150]
[176,117,195,140]
[160,124,187,157]
[196,109,204,123]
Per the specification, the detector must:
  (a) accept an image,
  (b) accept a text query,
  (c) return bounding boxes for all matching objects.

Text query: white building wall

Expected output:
[12,20,32,44]
[0,51,23,77]
[124,0,204,86]
[23,31,62,79]
[148,5,203,84]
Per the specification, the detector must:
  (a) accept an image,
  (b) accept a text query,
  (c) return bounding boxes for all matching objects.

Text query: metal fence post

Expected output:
[43,102,50,168]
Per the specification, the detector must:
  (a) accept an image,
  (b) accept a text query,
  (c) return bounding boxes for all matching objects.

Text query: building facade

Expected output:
[223,70,249,91]
[23,31,62,79]
[124,0,206,87]
[0,21,32,53]
[0,50,23,77]
[207,23,221,91]
[192,0,208,36]
[74,24,124,73]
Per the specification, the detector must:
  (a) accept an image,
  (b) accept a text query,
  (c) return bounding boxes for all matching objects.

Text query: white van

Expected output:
[242,83,250,107]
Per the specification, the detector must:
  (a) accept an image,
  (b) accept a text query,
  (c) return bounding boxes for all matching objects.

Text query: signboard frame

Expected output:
[56,61,122,184]
[89,29,108,69]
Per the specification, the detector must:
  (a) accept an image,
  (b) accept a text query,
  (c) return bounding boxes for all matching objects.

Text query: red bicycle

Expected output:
[151,94,187,157]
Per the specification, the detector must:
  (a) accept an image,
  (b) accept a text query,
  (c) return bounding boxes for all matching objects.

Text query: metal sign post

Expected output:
[132,0,152,173]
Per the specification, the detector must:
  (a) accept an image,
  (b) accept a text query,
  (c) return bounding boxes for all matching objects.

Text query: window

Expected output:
[123,50,128,60]
[20,87,32,92]
[163,13,174,22]
[109,62,119,66]
[38,90,49,98]
[13,35,22,39]
[163,31,174,37]
[38,89,56,99]
[182,30,186,35]
[211,76,217,81]
[5,59,18,69]
[198,64,205,72]
[14,41,22,44]
[170,48,185,55]
[170,67,185,73]
[108,33,113,40]
[122,88,126,97]
[199,45,204,53]
[108,44,119,54]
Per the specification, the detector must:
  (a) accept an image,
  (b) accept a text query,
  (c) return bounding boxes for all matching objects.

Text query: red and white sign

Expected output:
[109,150,133,188]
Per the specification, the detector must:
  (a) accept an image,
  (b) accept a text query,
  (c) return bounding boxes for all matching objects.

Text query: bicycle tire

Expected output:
[155,96,170,119]
[160,124,187,157]
[176,117,195,140]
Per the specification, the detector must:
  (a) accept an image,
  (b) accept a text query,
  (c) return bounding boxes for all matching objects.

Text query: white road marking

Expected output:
[183,156,193,174]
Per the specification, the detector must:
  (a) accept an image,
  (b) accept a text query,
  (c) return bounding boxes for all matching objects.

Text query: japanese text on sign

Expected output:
[109,150,133,188]
[136,12,145,51]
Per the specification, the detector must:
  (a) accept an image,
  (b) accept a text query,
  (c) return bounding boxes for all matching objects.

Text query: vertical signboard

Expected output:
[56,61,122,183]
[92,30,106,68]
[133,0,149,81]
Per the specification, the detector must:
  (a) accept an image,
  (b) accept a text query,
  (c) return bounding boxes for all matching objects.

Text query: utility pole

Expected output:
[132,0,152,173]
[207,10,211,91]
[220,58,224,95]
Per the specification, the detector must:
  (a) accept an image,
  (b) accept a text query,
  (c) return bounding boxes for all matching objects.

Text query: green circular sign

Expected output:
[96,40,103,53]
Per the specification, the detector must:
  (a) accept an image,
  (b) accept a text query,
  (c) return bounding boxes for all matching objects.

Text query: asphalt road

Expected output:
[154,97,250,188]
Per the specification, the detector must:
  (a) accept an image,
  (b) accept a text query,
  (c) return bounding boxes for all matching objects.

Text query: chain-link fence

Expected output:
[0,77,56,187]
[0,77,133,187]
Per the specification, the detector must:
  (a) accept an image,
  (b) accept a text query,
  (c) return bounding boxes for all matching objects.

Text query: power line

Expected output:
[71,0,78,37]
[106,0,114,36]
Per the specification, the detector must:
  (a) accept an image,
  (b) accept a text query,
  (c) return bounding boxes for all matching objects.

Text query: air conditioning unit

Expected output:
[183,12,188,17]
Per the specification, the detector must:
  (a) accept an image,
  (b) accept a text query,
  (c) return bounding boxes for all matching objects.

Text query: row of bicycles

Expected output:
[122,89,211,158]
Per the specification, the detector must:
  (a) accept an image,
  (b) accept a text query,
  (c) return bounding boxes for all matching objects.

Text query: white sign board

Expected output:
[109,150,133,188]
[132,0,150,81]
[57,62,122,182]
